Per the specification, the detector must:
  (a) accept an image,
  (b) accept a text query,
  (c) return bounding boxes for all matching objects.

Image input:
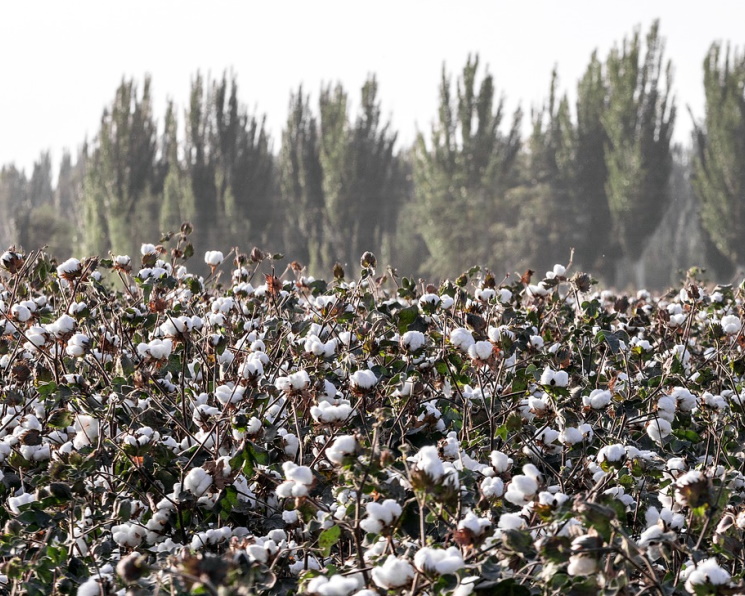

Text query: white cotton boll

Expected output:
[56,257,81,277]
[310,401,353,424]
[351,369,377,389]
[721,314,741,335]
[73,415,100,449]
[306,574,362,596]
[65,333,89,357]
[657,395,677,421]
[475,288,495,302]
[326,435,357,465]
[702,392,727,410]
[489,450,513,473]
[183,468,212,497]
[283,462,314,486]
[684,558,731,593]
[204,251,224,266]
[50,314,75,337]
[11,304,31,322]
[8,492,37,514]
[529,335,544,349]
[449,327,475,351]
[371,555,415,590]
[498,288,512,303]
[77,577,111,596]
[497,512,525,530]
[481,476,505,498]
[559,427,584,446]
[597,443,626,463]
[440,295,454,309]
[419,293,441,308]
[215,384,245,405]
[414,546,464,575]
[567,555,597,576]
[414,446,445,481]
[583,389,611,409]
[111,523,147,547]
[246,417,262,435]
[468,340,493,361]
[671,387,698,412]
[646,418,672,444]
[401,330,426,352]
[458,512,491,537]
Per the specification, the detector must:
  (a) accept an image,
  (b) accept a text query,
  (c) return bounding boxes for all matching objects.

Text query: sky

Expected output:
[1,1,744,174]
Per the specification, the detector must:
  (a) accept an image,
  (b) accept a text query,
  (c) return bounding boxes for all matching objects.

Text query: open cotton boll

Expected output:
[646,418,672,444]
[325,435,357,465]
[137,338,173,361]
[111,522,147,547]
[8,491,37,514]
[583,389,611,409]
[414,546,464,575]
[311,401,353,424]
[360,499,402,534]
[468,340,493,361]
[449,327,475,351]
[371,555,415,590]
[215,384,245,405]
[540,368,569,387]
[183,468,213,497]
[684,558,731,594]
[489,450,513,473]
[350,369,377,389]
[670,387,698,412]
[204,251,224,266]
[306,574,363,596]
[73,415,100,449]
[401,330,426,352]
[597,443,626,463]
[65,333,89,357]
[481,476,505,498]
[721,314,741,335]
[56,257,81,278]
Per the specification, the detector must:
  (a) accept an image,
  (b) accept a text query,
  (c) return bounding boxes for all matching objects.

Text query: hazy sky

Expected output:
[1,1,744,174]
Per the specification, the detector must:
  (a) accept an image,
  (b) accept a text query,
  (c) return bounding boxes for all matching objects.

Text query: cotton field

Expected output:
[0,238,744,595]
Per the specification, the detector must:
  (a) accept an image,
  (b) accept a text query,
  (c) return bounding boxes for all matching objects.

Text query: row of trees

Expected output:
[1,21,744,288]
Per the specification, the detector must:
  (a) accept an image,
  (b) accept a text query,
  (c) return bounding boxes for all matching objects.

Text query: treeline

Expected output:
[1,20,744,289]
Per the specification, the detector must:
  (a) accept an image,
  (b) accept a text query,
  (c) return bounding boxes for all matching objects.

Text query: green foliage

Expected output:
[603,20,676,264]
[414,54,521,278]
[692,42,745,268]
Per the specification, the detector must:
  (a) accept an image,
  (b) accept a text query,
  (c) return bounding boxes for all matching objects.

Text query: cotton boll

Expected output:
[414,546,464,575]
[684,558,731,593]
[481,476,505,498]
[449,328,475,351]
[326,435,357,465]
[489,450,513,473]
[583,389,611,409]
[467,340,493,361]
[204,251,224,266]
[350,369,377,390]
[8,492,37,514]
[645,417,672,444]
[371,555,415,590]
[567,554,597,576]
[597,443,626,463]
[73,415,100,449]
[183,468,212,497]
[721,314,741,335]
[401,330,426,352]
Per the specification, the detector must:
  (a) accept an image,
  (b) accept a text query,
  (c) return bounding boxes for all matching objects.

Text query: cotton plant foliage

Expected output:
[1,237,745,595]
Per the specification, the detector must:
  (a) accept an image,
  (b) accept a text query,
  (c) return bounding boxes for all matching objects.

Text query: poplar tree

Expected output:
[280,87,325,272]
[692,43,745,269]
[82,77,158,257]
[414,55,521,277]
[603,21,675,285]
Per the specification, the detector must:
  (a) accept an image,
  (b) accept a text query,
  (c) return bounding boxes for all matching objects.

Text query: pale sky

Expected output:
[1,1,744,174]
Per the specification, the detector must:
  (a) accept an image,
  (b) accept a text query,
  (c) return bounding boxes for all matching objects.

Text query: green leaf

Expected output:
[47,409,73,429]
[490,579,531,595]
[318,524,341,557]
